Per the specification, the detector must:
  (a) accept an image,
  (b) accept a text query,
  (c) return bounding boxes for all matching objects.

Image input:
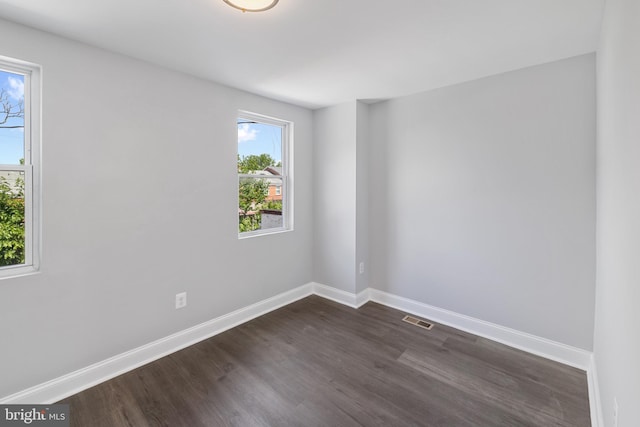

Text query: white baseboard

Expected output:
[1,280,598,418]
[0,283,314,404]
[587,354,603,427]
[355,288,371,307]
[366,287,600,426]
[348,285,600,426]
[311,282,369,308]
[367,288,592,370]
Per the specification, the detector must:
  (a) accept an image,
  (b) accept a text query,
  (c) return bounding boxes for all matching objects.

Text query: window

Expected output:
[0,57,40,277]
[237,111,291,237]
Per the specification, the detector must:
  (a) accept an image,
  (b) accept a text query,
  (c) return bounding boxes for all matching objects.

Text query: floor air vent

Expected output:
[402,315,434,330]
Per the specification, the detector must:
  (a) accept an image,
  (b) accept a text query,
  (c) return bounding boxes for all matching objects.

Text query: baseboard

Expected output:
[368,287,600,425]
[2,281,596,410]
[367,288,592,370]
[0,283,314,404]
[311,282,370,308]
[587,354,603,427]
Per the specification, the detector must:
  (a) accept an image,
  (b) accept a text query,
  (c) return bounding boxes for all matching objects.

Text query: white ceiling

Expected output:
[0,0,604,109]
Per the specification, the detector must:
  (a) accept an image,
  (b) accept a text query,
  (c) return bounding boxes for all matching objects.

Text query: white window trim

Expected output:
[0,56,41,279]
[238,110,293,239]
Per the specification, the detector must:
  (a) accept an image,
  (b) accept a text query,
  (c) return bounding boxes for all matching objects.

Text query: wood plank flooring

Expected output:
[59,296,591,426]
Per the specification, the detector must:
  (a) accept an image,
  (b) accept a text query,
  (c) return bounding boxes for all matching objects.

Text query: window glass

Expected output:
[0,69,26,267]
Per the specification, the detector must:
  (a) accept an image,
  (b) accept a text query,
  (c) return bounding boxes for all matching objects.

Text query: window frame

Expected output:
[0,56,41,279]
[237,110,293,239]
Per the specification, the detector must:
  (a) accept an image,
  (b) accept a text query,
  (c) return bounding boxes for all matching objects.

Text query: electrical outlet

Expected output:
[613,397,618,427]
[175,292,187,309]
[359,262,365,274]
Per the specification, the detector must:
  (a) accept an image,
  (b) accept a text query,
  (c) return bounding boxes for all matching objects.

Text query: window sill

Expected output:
[238,227,292,240]
[0,264,40,280]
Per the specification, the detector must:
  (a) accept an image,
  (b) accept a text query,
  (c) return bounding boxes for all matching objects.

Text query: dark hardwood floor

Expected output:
[59,296,591,426]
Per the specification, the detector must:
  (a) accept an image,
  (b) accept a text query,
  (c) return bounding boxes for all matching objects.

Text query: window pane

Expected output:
[0,70,25,165]
[238,175,283,232]
[0,169,25,266]
[237,121,282,172]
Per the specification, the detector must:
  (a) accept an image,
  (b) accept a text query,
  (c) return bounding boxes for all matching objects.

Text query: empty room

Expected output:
[0,0,638,426]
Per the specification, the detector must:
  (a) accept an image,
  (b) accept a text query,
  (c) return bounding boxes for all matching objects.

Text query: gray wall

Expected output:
[313,101,370,295]
[313,102,357,293]
[355,102,370,294]
[0,19,313,399]
[368,54,596,349]
[0,13,605,402]
[595,0,640,424]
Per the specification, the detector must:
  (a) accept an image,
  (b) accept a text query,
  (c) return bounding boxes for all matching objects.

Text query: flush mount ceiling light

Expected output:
[223,0,279,12]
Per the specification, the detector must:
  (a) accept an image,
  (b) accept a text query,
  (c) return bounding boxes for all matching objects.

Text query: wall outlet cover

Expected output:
[175,292,187,309]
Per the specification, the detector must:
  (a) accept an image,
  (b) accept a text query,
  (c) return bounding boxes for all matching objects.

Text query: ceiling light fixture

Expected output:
[223,0,279,12]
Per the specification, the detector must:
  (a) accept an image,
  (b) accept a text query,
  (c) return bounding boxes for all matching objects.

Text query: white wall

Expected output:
[369,54,596,349]
[313,102,357,293]
[0,19,313,399]
[594,0,640,424]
